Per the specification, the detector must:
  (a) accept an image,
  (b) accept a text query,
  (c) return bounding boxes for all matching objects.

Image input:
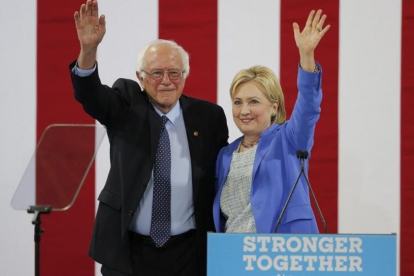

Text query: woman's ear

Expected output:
[272,100,279,113]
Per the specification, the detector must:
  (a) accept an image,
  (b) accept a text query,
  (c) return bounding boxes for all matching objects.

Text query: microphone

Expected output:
[274,150,328,234]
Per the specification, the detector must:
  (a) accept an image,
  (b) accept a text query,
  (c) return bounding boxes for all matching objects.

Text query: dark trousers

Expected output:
[102,230,200,276]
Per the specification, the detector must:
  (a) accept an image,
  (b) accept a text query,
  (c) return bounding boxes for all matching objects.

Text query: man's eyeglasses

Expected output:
[142,70,185,80]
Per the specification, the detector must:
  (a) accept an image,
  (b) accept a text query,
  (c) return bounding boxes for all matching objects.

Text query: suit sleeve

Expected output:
[69,60,130,128]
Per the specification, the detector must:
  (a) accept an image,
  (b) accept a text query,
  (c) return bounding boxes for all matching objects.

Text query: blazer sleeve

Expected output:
[284,63,323,152]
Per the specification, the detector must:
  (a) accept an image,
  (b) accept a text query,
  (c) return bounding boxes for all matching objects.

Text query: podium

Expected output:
[207,233,397,275]
[10,124,106,276]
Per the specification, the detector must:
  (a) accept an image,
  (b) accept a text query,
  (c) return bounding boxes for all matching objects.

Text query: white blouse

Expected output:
[220,144,258,233]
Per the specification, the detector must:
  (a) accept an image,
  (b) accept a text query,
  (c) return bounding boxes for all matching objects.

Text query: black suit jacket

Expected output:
[70,61,228,274]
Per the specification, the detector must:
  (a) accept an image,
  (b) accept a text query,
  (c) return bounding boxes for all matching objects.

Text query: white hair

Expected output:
[136,39,190,79]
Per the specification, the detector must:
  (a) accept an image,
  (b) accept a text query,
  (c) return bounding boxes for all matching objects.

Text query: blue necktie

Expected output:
[150,116,171,247]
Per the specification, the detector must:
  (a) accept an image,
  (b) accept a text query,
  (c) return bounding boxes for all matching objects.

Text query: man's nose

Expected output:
[161,72,172,84]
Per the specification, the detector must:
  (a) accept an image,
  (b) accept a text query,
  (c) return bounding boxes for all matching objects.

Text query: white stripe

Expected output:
[218,0,281,143]
[0,0,37,275]
[95,1,158,274]
[338,1,401,273]
[338,0,401,234]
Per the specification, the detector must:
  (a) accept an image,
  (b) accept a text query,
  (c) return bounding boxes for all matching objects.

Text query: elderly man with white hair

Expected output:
[69,1,228,275]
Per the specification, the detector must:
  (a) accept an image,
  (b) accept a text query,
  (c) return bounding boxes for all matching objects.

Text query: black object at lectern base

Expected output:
[27,205,52,276]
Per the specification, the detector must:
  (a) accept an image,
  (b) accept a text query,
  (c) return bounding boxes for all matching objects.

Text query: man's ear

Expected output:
[136,71,145,89]
[136,71,142,81]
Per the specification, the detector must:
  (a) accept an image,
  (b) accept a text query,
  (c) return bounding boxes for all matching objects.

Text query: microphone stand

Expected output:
[274,150,327,234]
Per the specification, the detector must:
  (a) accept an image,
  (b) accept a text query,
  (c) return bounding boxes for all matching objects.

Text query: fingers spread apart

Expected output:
[75,0,99,20]
[308,9,330,36]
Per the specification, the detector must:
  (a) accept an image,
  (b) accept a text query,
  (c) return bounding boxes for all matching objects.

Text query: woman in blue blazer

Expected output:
[213,10,330,234]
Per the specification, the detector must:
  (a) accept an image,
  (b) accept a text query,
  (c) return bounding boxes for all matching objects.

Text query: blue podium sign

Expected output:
[207,233,396,276]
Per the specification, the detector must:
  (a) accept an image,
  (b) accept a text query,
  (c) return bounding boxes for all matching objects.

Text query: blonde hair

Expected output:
[230,66,286,124]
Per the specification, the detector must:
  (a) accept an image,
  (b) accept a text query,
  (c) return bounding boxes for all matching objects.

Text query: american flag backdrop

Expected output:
[1,0,412,275]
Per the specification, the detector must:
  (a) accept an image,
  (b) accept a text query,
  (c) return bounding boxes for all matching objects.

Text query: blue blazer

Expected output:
[214,65,322,234]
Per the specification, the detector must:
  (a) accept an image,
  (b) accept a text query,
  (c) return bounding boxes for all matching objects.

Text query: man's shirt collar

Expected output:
[152,101,181,126]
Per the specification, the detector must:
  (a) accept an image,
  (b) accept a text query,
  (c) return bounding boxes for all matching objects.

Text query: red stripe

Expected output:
[401,0,414,274]
[159,0,218,103]
[37,1,95,275]
[280,0,339,233]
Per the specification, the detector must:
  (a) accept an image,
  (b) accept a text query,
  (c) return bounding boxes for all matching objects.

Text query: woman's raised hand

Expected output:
[293,10,330,71]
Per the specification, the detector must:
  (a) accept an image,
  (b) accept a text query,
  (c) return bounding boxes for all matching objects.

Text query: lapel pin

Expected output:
[193,131,199,137]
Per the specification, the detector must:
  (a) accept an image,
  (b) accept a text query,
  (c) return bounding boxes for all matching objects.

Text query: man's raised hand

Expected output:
[74,0,106,52]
